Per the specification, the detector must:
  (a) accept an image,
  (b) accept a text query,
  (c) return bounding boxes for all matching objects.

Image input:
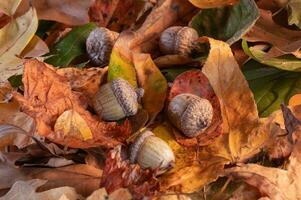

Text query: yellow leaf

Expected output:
[153,123,229,193]
[202,38,260,161]
[133,53,167,121]
[54,110,93,141]
[188,0,239,8]
[0,0,22,16]
[0,7,38,82]
[289,94,301,107]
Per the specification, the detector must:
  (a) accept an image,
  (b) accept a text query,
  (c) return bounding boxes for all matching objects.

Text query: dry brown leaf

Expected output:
[154,123,229,193]
[0,179,81,200]
[13,59,131,148]
[0,155,102,197]
[89,0,119,27]
[56,67,107,105]
[87,188,132,200]
[20,35,49,58]
[244,9,301,59]
[225,135,301,200]
[100,145,159,199]
[20,0,92,26]
[153,55,195,68]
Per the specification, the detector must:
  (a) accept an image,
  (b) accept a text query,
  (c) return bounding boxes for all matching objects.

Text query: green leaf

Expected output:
[190,0,259,45]
[242,40,301,72]
[243,60,301,117]
[45,23,97,67]
[8,74,22,88]
[108,49,137,87]
[288,0,301,29]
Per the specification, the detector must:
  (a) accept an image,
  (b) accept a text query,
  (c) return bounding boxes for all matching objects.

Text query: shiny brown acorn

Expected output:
[159,26,199,55]
[86,27,119,66]
[130,130,175,173]
[168,93,213,138]
[93,78,144,121]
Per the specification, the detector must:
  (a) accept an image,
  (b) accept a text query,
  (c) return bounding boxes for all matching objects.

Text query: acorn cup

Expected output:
[159,26,199,56]
[167,93,213,138]
[130,130,175,174]
[93,78,144,121]
[86,27,119,66]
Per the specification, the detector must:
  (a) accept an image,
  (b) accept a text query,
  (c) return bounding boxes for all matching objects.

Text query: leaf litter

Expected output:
[0,0,301,199]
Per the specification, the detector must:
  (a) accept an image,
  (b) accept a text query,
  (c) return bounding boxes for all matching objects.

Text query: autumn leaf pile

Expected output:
[0,0,301,199]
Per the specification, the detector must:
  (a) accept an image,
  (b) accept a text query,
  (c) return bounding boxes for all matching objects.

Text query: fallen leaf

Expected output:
[133,53,167,121]
[242,40,301,72]
[0,0,22,16]
[20,35,49,58]
[244,9,301,59]
[243,59,301,117]
[87,188,132,200]
[190,0,259,45]
[13,59,131,148]
[89,0,119,27]
[20,0,92,26]
[188,0,239,9]
[100,145,158,199]
[56,67,107,105]
[0,6,38,83]
[289,93,301,106]
[153,55,195,68]
[225,135,301,200]
[54,110,93,141]
[153,123,229,193]
[45,23,97,67]
[256,0,288,12]
[287,0,301,29]
[108,0,195,87]
[167,70,223,147]
[0,179,81,200]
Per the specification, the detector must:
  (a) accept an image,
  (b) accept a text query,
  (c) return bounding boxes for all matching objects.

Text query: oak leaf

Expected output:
[13,59,131,148]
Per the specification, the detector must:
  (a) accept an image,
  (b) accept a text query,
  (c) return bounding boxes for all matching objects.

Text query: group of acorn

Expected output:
[86,26,213,174]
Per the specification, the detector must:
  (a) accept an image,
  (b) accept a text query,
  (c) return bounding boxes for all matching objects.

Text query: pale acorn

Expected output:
[168,93,213,138]
[93,78,144,121]
[130,130,175,173]
[86,27,119,66]
[159,26,198,55]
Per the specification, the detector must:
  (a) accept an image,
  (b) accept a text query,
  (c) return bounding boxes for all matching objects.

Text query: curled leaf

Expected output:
[288,0,301,29]
[244,9,301,59]
[0,7,38,82]
[0,0,22,16]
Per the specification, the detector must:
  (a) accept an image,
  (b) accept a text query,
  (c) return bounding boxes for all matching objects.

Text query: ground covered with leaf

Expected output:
[1,0,301,199]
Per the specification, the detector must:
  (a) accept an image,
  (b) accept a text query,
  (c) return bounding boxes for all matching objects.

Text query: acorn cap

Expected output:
[175,27,199,55]
[111,78,140,116]
[180,97,213,137]
[86,27,119,66]
[168,93,213,138]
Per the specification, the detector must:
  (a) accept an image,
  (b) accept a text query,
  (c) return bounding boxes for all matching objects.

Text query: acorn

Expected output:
[168,93,213,138]
[93,78,144,121]
[130,130,175,173]
[159,26,199,55]
[86,27,119,66]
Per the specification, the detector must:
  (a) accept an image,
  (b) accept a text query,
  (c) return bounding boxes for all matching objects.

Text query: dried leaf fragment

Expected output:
[54,110,93,141]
